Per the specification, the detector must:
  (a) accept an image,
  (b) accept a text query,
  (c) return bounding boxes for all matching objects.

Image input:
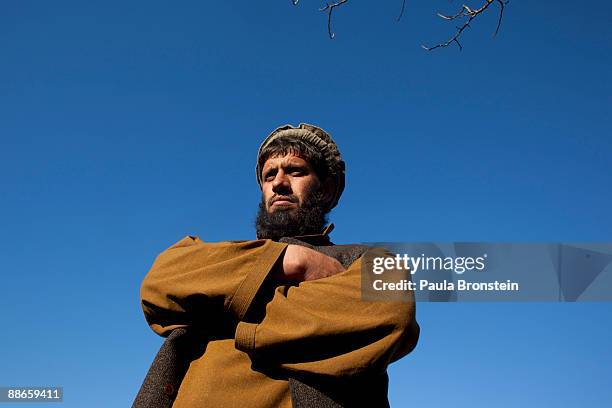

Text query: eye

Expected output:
[263,170,276,181]
[288,167,305,176]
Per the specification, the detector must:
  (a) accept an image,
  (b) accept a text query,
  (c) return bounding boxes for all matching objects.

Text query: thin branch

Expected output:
[319,0,349,39]
[422,0,509,51]
[494,0,508,36]
[396,0,407,22]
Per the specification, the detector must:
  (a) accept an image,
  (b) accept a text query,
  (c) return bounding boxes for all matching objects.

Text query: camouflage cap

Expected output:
[256,123,345,211]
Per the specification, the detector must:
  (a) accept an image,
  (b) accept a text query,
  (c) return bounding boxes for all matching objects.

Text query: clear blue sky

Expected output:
[1,1,611,407]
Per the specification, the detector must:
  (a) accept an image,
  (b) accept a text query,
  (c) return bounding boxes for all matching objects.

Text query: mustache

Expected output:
[268,194,299,207]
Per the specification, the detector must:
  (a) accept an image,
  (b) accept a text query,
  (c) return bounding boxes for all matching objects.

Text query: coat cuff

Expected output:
[227,241,287,320]
[235,321,258,352]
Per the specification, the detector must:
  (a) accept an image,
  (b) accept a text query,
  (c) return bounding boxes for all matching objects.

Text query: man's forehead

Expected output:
[262,154,311,170]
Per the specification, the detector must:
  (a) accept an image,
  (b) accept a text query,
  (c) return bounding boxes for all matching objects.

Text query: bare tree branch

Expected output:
[422,0,509,51]
[397,0,407,22]
[290,0,509,50]
[319,0,349,39]
[493,0,508,36]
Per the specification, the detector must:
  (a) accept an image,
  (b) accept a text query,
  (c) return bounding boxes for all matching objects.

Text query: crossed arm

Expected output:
[141,236,419,377]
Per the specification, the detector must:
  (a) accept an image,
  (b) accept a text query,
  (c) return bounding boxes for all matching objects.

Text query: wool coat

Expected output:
[133,229,419,407]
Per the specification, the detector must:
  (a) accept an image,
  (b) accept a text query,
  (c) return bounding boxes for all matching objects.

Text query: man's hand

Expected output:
[275,244,345,282]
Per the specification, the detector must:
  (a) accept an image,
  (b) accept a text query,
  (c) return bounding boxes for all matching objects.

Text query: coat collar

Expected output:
[288,224,334,246]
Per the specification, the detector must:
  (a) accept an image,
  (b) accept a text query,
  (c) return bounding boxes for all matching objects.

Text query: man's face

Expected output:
[261,154,321,214]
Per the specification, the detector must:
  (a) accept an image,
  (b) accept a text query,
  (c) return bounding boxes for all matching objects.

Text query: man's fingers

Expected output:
[281,245,345,282]
[303,252,345,281]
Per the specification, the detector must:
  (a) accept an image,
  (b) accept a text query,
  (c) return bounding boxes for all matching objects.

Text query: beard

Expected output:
[255,190,329,240]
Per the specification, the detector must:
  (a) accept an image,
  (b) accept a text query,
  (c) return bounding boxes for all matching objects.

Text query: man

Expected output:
[133,123,419,408]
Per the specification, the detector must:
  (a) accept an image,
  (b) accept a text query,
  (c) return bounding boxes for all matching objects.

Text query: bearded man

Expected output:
[133,123,419,408]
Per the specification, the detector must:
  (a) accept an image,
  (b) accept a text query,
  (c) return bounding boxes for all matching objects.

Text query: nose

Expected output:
[272,171,291,194]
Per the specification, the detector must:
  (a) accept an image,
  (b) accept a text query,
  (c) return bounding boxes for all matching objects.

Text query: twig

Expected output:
[422,0,509,51]
[319,0,349,39]
[493,0,508,36]
[397,0,407,22]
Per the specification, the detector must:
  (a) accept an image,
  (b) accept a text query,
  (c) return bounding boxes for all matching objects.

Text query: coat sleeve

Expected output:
[234,250,419,377]
[140,236,288,337]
